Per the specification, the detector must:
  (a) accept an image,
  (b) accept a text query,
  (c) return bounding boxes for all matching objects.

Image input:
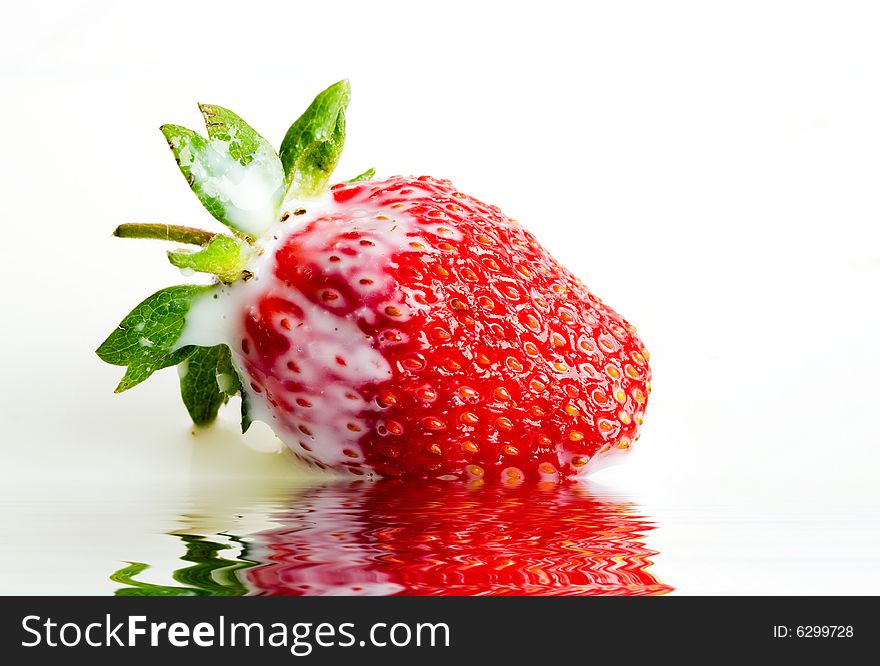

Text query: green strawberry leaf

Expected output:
[344,167,375,183]
[161,105,284,240]
[240,391,254,433]
[216,345,242,395]
[167,234,256,283]
[215,346,252,433]
[279,79,350,199]
[179,345,229,427]
[96,285,213,392]
[179,344,244,427]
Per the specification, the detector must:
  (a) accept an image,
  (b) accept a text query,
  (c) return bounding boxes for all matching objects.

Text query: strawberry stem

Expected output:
[114,223,217,246]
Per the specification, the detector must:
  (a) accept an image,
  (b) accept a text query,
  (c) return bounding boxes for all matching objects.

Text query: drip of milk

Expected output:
[177,132,284,239]
[175,186,457,469]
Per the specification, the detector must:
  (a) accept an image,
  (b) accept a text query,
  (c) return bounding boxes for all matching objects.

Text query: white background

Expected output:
[1,1,879,594]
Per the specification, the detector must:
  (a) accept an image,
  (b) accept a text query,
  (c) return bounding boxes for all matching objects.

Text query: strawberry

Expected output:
[244,482,671,596]
[97,80,651,482]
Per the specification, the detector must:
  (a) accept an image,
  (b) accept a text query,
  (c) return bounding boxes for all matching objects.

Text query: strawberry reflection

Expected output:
[244,482,671,596]
[112,482,671,596]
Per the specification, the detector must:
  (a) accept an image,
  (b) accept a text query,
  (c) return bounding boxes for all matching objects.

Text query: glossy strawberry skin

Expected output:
[239,176,651,482]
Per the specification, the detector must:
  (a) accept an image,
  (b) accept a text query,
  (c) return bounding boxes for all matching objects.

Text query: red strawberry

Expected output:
[236,176,651,482]
[97,80,651,483]
[244,482,671,596]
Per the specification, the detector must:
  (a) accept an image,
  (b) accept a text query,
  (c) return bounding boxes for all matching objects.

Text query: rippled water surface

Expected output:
[108,482,670,596]
[4,464,879,595]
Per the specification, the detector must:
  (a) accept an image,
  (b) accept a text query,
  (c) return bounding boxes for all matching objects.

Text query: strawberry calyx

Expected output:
[97,80,358,428]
